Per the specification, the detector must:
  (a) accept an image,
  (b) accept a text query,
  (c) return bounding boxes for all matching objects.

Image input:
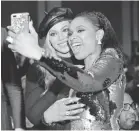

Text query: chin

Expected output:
[60,47,70,53]
[57,50,71,56]
[61,50,70,54]
[74,54,85,60]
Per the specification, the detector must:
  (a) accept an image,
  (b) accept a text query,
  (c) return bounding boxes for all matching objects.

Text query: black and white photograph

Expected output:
[1,1,139,130]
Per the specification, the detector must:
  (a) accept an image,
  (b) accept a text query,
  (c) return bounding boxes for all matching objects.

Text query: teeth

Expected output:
[72,43,80,47]
[59,43,67,46]
[72,45,80,53]
[71,42,81,47]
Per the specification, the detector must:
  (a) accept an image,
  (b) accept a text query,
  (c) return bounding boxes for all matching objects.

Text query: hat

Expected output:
[38,7,73,39]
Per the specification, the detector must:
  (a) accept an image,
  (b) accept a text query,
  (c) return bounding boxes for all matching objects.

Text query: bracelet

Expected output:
[41,115,56,127]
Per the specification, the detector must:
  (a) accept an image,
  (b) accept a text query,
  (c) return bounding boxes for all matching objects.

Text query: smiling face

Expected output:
[68,16,101,60]
[47,21,71,56]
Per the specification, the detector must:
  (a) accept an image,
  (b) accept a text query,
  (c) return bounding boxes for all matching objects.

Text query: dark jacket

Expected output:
[25,58,75,130]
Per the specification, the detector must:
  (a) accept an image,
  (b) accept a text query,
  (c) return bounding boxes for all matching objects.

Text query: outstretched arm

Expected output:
[7,23,123,93]
[25,64,59,125]
[25,63,84,128]
[39,49,123,92]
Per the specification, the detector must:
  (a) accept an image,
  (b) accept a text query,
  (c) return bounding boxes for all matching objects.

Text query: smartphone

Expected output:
[11,12,30,33]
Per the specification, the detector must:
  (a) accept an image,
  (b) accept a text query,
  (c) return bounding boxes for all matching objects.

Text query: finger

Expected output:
[64,115,80,120]
[6,36,14,44]
[8,31,17,38]
[64,97,80,105]
[75,65,84,69]
[7,26,16,33]
[22,22,29,33]
[66,103,85,110]
[29,20,37,37]
[66,108,84,116]
[8,44,15,50]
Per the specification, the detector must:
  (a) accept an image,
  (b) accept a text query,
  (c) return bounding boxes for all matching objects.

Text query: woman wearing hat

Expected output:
[23,7,84,130]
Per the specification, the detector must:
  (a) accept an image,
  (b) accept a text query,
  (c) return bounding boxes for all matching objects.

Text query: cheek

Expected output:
[63,32,68,38]
[119,112,126,122]
[50,37,59,48]
[84,36,96,52]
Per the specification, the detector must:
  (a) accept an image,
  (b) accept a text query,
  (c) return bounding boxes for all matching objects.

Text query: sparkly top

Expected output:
[39,48,126,130]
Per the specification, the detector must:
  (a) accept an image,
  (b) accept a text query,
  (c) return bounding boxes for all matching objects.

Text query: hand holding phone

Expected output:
[11,12,30,33]
[6,12,30,48]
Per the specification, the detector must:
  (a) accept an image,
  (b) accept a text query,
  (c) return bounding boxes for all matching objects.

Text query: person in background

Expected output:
[118,93,138,130]
[1,27,25,130]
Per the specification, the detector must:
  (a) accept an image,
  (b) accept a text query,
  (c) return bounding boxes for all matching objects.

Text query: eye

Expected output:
[50,32,57,36]
[77,29,85,33]
[63,28,69,32]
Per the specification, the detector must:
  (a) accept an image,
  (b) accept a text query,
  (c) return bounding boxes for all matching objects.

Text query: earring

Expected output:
[98,40,102,45]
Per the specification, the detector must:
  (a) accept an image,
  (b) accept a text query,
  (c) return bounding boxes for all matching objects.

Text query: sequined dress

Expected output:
[39,48,126,130]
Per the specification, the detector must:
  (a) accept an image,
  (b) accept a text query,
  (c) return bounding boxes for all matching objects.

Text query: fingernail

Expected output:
[80,104,85,107]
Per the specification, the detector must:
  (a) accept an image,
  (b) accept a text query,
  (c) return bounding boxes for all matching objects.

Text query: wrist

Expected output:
[36,47,45,61]
[42,112,56,127]
[43,112,53,124]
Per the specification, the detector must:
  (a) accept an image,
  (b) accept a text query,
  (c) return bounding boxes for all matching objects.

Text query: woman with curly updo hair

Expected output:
[66,11,126,130]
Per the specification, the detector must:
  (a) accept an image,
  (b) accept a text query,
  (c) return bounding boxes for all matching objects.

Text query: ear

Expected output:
[96,29,104,45]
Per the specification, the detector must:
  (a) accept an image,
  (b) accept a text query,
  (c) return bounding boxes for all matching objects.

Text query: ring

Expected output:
[6,36,14,44]
[65,111,70,116]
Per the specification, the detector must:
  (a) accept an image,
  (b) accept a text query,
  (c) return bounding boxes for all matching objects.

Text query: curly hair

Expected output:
[75,11,123,60]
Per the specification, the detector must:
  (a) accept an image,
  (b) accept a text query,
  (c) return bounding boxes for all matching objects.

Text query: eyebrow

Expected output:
[76,25,86,29]
[61,25,69,30]
[49,30,56,32]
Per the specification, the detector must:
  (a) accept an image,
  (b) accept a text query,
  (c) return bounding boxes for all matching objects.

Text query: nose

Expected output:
[69,33,77,44]
[58,33,64,40]
[59,32,67,40]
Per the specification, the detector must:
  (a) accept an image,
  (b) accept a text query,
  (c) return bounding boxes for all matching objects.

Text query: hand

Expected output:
[7,21,42,60]
[43,97,85,123]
